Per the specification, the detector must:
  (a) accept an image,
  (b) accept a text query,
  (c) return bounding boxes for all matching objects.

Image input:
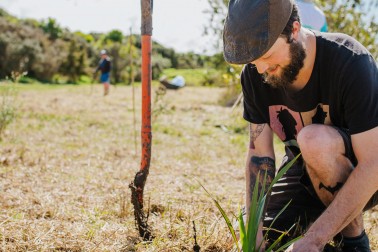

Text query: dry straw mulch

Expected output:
[0,84,376,251]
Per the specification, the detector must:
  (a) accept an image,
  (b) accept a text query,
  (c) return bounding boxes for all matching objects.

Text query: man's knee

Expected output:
[298,125,329,156]
[297,125,344,157]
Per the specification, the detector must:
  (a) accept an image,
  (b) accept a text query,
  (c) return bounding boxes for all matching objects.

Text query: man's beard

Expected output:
[262,40,306,88]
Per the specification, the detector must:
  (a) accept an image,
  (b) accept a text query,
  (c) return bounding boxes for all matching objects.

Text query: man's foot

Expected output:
[340,230,370,252]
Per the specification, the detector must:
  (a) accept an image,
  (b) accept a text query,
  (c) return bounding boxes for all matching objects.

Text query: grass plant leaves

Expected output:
[200,153,302,252]
[197,179,241,252]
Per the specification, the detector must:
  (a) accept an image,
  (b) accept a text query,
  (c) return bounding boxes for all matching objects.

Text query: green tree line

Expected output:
[203,0,378,105]
[204,0,378,59]
[0,8,210,84]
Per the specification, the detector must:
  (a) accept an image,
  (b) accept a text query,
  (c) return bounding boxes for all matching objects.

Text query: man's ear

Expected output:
[292,21,301,40]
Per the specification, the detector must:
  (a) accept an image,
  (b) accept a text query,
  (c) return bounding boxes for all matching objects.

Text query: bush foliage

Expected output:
[0,8,216,85]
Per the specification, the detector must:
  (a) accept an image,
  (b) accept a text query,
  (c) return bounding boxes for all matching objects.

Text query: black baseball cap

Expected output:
[223,0,294,64]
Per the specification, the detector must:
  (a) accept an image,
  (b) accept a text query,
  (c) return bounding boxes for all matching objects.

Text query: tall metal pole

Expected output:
[129,0,153,241]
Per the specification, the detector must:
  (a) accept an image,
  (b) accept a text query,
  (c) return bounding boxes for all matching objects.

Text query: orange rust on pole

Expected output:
[136,35,152,207]
[138,0,152,211]
[129,0,153,241]
[141,35,152,159]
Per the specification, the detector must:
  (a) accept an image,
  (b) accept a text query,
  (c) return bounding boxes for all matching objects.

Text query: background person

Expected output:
[296,0,328,32]
[223,0,378,251]
[94,49,111,96]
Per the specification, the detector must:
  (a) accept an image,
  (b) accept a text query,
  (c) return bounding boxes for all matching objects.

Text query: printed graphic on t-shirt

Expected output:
[269,104,331,146]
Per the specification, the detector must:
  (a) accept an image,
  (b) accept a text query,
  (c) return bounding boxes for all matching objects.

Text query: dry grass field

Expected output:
[0,83,376,251]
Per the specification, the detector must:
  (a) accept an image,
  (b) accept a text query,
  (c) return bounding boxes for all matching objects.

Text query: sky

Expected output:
[0,0,218,54]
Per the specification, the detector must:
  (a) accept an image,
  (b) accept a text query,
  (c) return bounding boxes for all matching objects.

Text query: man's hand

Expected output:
[285,244,319,252]
[285,236,322,252]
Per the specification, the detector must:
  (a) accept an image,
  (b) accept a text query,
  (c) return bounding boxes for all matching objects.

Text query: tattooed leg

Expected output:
[319,182,344,195]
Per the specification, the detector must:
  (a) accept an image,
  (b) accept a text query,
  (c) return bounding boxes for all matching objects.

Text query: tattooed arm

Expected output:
[245,123,275,213]
[245,123,275,248]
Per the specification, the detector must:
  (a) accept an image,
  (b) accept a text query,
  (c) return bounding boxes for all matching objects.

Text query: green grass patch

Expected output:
[3,83,68,92]
[161,68,223,86]
[230,135,248,150]
[27,112,75,122]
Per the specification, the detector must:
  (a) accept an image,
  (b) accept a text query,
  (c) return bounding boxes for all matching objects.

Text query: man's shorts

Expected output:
[263,126,378,243]
[100,72,110,83]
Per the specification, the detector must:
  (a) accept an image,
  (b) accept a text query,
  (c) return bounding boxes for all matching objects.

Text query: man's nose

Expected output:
[253,61,270,74]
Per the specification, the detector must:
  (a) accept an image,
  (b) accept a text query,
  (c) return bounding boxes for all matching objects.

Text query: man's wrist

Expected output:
[303,230,327,250]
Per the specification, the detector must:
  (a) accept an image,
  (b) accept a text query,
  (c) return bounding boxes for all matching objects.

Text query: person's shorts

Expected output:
[263,126,378,243]
[100,72,110,83]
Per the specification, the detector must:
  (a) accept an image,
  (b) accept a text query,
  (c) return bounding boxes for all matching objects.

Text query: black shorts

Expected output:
[263,127,378,243]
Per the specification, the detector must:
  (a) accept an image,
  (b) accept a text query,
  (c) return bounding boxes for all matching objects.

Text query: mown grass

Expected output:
[0,82,376,251]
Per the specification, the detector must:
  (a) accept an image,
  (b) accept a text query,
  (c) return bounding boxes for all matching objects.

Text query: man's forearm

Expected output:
[246,156,275,214]
[246,123,275,213]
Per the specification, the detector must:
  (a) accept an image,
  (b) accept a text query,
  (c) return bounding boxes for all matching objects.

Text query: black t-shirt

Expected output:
[241,32,378,148]
[98,58,111,74]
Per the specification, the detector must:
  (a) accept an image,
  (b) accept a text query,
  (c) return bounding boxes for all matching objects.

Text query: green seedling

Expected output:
[199,154,302,252]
